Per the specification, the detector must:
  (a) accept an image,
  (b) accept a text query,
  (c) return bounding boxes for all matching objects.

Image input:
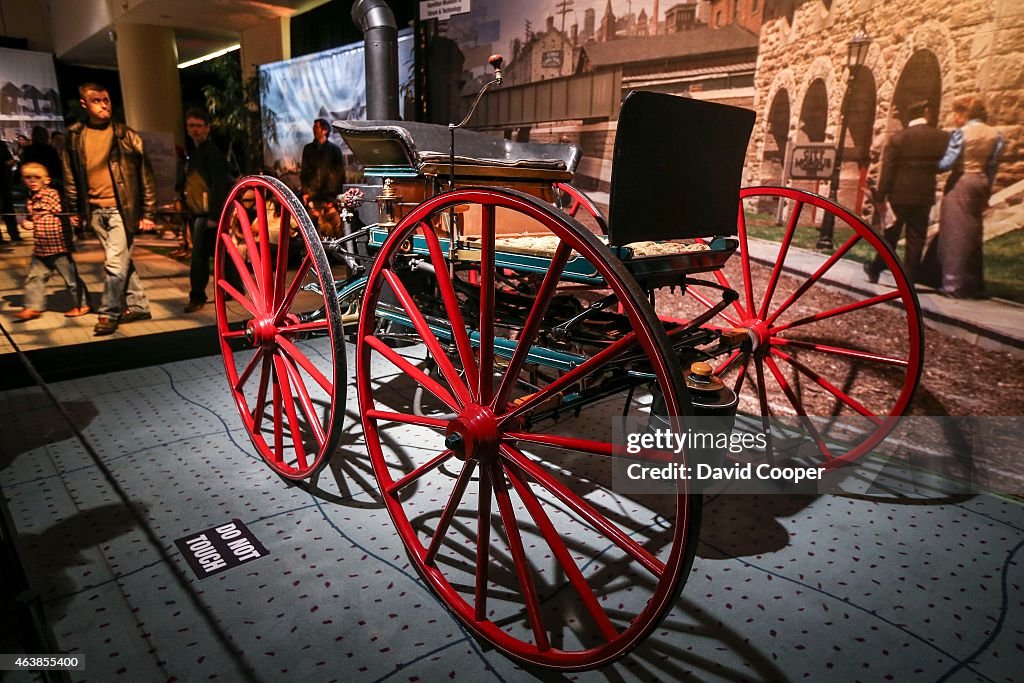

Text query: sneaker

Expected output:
[120,309,153,323]
[94,316,118,336]
[183,300,207,313]
[13,308,43,321]
[64,306,92,318]
[815,236,834,251]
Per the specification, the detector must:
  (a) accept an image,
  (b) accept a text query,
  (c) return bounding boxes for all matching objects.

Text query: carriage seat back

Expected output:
[335,120,581,182]
[607,91,755,246]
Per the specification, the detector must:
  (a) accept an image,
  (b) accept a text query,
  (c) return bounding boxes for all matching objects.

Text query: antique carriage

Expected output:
[212,89,922,670]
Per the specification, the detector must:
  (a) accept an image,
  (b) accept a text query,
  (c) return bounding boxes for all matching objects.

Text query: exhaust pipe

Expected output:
[351,0,399,120]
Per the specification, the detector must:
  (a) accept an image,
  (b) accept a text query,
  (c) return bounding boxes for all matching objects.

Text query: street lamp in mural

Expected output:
[817,25,872,250]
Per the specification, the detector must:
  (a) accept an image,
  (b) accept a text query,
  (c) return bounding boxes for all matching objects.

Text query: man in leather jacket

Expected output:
[63,83,157,335]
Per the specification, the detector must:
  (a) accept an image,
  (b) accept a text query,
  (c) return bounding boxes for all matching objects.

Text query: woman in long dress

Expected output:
[936,96,1004,298]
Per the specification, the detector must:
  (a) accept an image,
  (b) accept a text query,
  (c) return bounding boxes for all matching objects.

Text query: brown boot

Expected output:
[93,316,118,336]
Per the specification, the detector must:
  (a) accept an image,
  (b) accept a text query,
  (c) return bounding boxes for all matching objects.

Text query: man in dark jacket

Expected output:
[865,101,950,285]
[299,118,345,208]
[0,139,20,242]
[181,108,229,313]
[21,126,63,186]
[63,83,157,335]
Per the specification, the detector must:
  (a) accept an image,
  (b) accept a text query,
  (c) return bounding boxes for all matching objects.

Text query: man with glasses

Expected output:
[62,83,156,335]
[181,108,229,313]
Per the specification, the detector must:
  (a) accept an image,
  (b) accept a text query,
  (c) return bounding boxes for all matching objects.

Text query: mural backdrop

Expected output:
[258,29,415,188]
[0,46,64,146]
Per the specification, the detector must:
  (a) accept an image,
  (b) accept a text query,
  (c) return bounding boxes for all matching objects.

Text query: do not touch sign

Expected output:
[175,519,268,580]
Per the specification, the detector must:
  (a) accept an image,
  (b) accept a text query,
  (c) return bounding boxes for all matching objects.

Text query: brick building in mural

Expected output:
[504,16,576,86]
[708,0,766,33]
[748,0,1023,212]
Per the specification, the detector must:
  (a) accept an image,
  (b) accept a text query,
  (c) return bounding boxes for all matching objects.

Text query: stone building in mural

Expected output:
[748,0,1023,212]
[504,16,576,86]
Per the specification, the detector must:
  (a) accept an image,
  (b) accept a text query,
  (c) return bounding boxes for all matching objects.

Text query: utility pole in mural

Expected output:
[555,0,575,75]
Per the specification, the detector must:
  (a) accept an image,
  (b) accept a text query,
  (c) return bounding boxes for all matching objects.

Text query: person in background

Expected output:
[182,108,229,313]
[50,131,66,157]
[21,126,63,186]
[299,118,345,224]
[62,82,156,336]
[934,96,1004,299]
[12,162,89,321]
[0,139,20,243]
[864,101,949,285]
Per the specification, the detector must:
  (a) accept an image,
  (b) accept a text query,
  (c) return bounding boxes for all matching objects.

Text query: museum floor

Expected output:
[1,340,1022,683]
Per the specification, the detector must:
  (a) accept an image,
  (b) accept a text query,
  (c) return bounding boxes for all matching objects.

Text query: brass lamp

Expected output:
[376,178,401,229]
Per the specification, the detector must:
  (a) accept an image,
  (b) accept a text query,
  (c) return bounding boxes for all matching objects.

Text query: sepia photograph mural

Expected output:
[0,46,64,149]
[435,0,1022,305]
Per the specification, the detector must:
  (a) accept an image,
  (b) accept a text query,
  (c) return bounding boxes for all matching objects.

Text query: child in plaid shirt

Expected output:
[13,162,90,321]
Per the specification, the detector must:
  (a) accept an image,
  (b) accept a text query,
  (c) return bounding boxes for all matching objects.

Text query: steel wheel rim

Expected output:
[215,175,346,480]
[356,187,699,670]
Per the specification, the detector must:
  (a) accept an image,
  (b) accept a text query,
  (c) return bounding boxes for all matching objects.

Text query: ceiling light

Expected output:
[178,44,241,69]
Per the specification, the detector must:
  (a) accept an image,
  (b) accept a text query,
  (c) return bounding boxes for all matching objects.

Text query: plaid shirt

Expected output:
[28,187,70,257]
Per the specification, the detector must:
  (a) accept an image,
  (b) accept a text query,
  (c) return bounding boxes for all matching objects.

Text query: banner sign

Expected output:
[420,0,471,21]
[0,47,63,144]
[138,130,178,204]
[788,143,836,180]
[175,519,268,580]
[258,30,414,190]
[541,50,564,68]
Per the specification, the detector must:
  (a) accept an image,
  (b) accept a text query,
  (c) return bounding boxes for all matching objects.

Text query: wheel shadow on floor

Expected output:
[282,405,407,510]
[500,594,791,683]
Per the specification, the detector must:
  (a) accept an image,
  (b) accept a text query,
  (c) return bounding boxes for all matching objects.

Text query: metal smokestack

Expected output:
[352,0,399,120]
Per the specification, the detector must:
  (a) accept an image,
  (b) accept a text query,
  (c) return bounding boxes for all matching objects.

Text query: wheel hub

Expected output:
[445,404,500,462]
[246,315,279,347]
[739,318,772,355]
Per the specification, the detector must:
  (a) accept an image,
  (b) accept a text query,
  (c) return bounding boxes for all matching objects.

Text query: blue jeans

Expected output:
[24,253,89,311]
[90,207,151,318]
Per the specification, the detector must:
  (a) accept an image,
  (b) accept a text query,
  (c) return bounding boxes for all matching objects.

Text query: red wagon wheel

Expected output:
[214,175,346,480]
[554,182,608,235]
[356,187,699,670]
[684,186,924,467]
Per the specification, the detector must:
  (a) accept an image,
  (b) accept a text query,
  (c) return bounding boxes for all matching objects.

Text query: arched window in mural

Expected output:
[759,88,791,194]
[799,79,828,143]
[892,50,942,127]
[764,88,791,163]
